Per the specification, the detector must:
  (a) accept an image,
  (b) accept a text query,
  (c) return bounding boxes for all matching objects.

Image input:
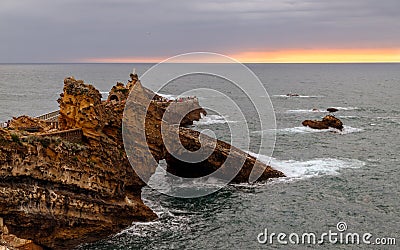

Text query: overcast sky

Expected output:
[0,0,399,62]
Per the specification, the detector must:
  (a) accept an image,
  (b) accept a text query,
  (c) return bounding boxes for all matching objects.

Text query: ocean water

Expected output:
[0,63,399,249]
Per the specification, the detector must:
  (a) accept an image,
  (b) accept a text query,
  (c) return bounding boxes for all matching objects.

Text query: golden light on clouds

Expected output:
[82,48,400,63]
[231,48,400,63]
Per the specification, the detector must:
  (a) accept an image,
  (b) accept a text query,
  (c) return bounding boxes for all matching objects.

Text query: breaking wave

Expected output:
[155,92,176,100]
[249,152,365,180]
[329,107,360,111]
[193,114,237,126]
[253,125,363,135]
[276,125,363,135]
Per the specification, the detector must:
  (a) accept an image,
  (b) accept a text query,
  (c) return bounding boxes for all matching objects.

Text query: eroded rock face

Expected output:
[302,115,344,130]
[1,75,284,249]
[0,127,156,249]
[123,81,284,183]
[58,77,105,139]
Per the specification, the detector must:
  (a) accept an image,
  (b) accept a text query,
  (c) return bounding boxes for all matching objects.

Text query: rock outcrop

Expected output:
[0,123,156,249]
[302,115,344,130]
[0,74,284,249]
[123,81,284,184]
[58,77,105,140]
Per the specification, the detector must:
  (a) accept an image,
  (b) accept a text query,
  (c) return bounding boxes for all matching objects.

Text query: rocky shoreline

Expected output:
[0,74,284,249]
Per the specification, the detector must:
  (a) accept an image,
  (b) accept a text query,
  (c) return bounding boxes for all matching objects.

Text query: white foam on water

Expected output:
[278,126,328,134]
[330,106,360,111]
[272,94,324,98]
[249,152,365,180]
[338,115,358,119]
[270,125,363,135]
[339,125,364,134]
[286,109,326,113]
[155,92,176,100]
[114,211,190,238]
[193,114,237,126]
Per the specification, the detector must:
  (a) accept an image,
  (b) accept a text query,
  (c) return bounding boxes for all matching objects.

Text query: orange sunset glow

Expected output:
[232,48,400,63]
[81,48,400,63]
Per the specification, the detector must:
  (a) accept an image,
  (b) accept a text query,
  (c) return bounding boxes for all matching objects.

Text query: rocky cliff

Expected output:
[0,74,284,249]
[0,119,156,249]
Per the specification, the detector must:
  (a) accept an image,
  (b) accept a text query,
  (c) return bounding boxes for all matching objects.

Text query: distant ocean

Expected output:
[1,63,399,249]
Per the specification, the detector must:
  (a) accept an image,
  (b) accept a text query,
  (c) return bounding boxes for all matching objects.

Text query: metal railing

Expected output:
[36,110,60,121]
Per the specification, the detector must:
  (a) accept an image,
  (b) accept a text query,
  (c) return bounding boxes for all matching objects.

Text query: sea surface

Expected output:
[0,63,399,249]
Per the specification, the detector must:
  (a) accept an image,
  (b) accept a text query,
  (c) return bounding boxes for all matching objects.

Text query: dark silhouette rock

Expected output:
[327,108,339,113]
[302,115,344,130]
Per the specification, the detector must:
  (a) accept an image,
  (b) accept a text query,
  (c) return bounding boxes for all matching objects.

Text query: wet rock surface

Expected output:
[302,115,344,130]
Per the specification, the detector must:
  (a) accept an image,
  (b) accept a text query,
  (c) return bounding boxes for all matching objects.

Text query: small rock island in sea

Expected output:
[0,73,284,249]
[302,115,344,130]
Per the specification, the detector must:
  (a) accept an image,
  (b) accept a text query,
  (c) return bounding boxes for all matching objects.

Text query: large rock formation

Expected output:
[0,121,156,249]
[302,115,344,130]
[123,81,283,183]
[0,74,284,249]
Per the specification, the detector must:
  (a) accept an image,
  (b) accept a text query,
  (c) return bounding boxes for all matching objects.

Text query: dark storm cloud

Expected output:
[0,0,399,62]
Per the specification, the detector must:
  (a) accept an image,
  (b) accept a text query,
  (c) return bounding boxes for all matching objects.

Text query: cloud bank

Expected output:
[0,0,399,62]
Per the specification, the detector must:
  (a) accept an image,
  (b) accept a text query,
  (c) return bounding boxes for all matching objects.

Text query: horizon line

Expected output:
[2,48,399,64]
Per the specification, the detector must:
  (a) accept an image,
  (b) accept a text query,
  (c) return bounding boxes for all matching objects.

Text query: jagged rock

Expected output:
[107,82,130,104]
[1,74,284,249]
[123,81,284,183]
[58,77,105,139]
[302,115,344,130]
